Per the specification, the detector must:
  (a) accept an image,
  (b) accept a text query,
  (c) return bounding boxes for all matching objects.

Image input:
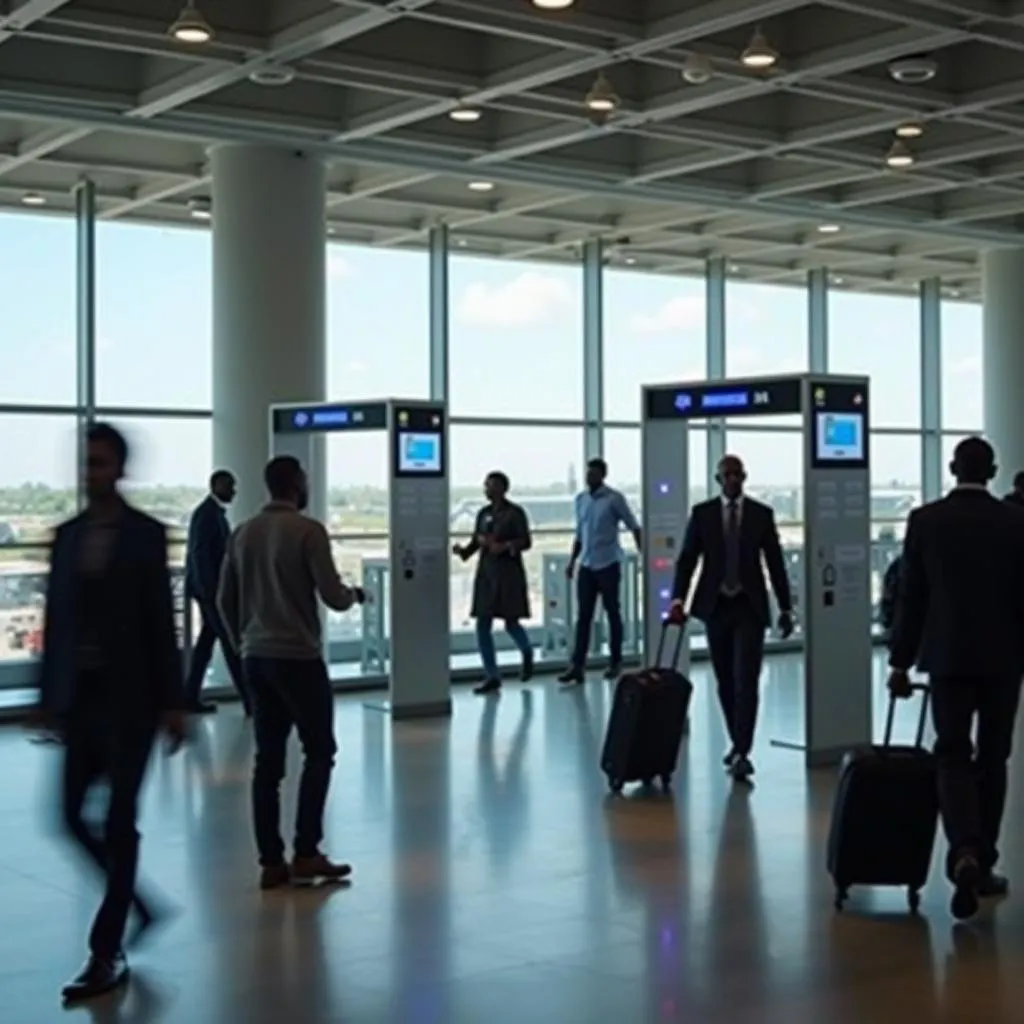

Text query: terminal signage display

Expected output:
[272,402,388,434]
[645,377,803,420]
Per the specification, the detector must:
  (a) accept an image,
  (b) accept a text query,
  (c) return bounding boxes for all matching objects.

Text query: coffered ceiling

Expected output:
[3,0,1024,296]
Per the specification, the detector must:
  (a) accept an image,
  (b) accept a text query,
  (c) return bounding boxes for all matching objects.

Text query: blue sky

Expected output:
[0,211,983,496]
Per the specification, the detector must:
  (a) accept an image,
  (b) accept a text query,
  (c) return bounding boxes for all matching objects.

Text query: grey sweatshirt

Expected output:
[217,502,357,660]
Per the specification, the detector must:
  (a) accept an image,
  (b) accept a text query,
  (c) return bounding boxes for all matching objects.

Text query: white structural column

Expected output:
[982,249,1024,494]
[211,144,327,521]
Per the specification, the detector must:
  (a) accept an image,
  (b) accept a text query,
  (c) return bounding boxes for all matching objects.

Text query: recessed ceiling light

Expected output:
[449,104,482,123]
[833,276,845,285]
[895,120,924,139]
[740,27,778,70]
[169,2,213,44]
[21,192,45,206]
[467,180,495,192]
[456,238,467,247]
[817,223,841,234]
[624,256,636,265]
[885,138,916,169]
[728,263,740,273]
[531,0,575,8]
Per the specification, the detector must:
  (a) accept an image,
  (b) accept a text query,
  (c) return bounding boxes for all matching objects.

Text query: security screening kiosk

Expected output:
[641,374,872,767]
[269,399,452,719]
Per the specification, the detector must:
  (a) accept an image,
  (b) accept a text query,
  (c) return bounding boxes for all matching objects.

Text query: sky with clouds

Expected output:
[0,211,983,498]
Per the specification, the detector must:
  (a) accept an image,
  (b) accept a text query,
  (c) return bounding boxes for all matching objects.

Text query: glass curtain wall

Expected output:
[0,197,984,695]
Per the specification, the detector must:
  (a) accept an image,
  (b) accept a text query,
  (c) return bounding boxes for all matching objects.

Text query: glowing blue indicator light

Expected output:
[673,393,692,411]
[659,588,670,600]
[312,408,350,426]
[292,411,309,427]
[658,482,670,495]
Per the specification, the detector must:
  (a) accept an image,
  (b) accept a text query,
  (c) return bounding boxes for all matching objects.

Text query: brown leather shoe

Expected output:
[291,852,352,886]
[259,863,292,891]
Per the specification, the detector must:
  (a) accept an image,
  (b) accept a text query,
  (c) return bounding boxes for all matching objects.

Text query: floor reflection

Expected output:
[1,651,1023,1021]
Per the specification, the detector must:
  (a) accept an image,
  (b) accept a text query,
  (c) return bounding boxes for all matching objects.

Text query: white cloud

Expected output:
[455,271,572,328]
[328,252,354,281]
[627,296,705,334]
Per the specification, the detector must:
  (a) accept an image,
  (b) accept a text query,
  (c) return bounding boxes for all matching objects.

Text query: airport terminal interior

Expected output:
[3,0,1024,1019]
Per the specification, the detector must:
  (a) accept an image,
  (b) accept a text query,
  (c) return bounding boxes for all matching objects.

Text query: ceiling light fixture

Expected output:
[585,72,619,113]
[817,223,841,234]
[449,104,482,123]
[21,192,45,206]
[833,276,845,285]
[467,180,495,192]
[682,53,713,85]
[249,64,295,87]
[188,196,212,220]
[885,138,916,169]
[531,0,575,9]
[895,120,924,139]
[169,2,214,44]
[740,27,778,70]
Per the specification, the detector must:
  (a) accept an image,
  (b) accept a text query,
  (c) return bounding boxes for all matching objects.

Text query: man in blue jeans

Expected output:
[218,456,366,890]
[559,458,642,686]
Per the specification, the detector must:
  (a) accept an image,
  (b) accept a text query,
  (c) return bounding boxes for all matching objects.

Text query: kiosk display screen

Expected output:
[809,379,869,468]
[814,412,865,463]
[398,432,442,474]
[392,404,446,478]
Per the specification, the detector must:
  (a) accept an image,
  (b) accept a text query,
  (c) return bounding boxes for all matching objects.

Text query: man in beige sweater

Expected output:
[218,455,365,890]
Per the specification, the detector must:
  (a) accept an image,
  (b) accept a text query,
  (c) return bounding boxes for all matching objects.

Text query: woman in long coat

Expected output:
[453,471,533,695]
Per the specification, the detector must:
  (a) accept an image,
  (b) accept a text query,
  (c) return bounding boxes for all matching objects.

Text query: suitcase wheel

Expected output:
[907,888,921,913]
[660,774,672,791]
[834,888,848,911]
[608,778,624,795]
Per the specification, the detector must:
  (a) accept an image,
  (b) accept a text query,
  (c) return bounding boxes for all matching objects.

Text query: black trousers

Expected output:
[245,657,337,866]
[61,678,157,958]
[571,563,623,669]
[704,593,766,757]
[186,600,248,710]
[930,673,1021,880]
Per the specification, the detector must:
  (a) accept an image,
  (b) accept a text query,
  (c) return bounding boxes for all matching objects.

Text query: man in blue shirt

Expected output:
[559,458,642,685]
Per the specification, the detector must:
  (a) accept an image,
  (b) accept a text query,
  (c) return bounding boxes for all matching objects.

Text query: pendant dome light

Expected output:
[169,2,214,44]
[740,27,778,69]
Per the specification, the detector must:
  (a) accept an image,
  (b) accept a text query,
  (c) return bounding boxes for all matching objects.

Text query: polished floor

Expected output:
[2,653,1022,1022]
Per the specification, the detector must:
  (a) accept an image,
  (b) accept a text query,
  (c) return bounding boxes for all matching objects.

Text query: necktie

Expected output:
[723,500,741,593]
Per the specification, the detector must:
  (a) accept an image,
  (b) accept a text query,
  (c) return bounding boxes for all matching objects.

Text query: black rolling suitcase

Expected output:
[826,683,938,912]
[600,621,693,794]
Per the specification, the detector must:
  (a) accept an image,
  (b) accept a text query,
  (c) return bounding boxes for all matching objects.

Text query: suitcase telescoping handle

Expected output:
[655,618,687,670]
[882,683,930,749]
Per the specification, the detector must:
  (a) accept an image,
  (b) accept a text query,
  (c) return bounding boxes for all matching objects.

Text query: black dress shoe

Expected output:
[190,700,217,714]
[520,650,534,682]
[557,669,583,686]
[61,953,129,1003]
[978,872,1010,898]
[951,856,981,921]
[473,678,501,696]
[730,756,755,781]
[603,664,622,681]
[722,748,737,768]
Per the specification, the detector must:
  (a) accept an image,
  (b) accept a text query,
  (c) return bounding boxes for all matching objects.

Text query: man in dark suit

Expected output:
[1003,469,1024,509]
[31,423,188,1003]
[670,454,793,781]
[184,469,248,714]
[888,436,1024,921]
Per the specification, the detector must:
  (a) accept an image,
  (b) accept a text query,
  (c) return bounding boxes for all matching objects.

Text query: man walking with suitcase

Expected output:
[888,436,1024,920]
[669,454,793,781]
